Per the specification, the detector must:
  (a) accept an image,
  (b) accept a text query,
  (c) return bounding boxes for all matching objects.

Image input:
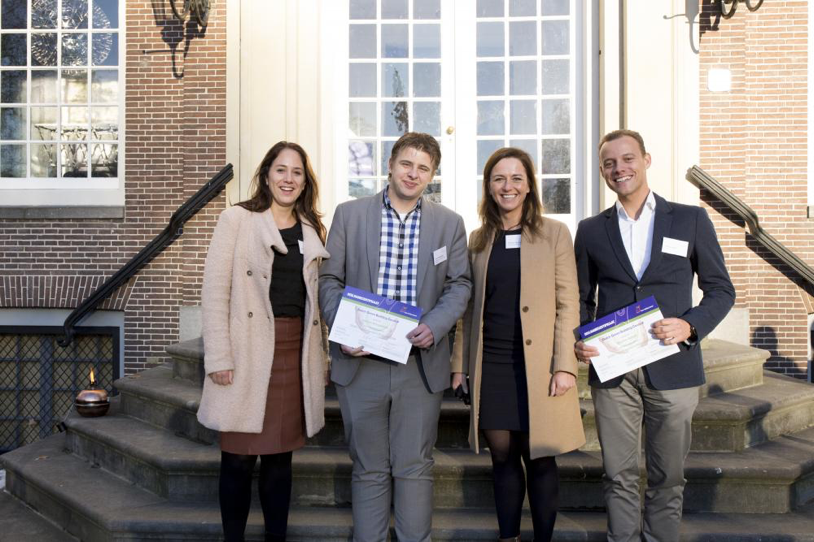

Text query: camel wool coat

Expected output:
[197,205,330,436]
[451,217,585,459]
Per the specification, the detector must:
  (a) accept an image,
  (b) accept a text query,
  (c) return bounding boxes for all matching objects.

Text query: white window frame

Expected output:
[0,0,125,209]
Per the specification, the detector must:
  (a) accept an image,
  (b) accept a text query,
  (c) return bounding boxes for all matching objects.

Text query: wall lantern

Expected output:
[718,0,764,19]
[170,0,210,27]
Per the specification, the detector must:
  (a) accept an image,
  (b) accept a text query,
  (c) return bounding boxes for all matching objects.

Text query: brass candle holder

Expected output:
[75,368,110,417]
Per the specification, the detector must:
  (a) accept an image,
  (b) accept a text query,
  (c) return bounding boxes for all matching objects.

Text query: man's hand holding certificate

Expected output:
[577,297,680,382]
[328,287,423,364]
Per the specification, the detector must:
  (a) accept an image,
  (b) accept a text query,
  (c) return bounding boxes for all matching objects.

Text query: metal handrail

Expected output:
[686,165,814,288]
[58,163,234,347]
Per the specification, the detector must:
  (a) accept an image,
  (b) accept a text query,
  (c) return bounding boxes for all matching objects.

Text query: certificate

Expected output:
[328,286,422,364]
[578,296,679,383]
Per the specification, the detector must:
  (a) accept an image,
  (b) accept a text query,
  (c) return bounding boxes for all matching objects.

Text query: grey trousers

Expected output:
[591,368,699,542]
[336,355,444,542]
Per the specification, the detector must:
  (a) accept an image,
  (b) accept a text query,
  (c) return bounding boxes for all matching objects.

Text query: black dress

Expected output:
[478,230,530,432]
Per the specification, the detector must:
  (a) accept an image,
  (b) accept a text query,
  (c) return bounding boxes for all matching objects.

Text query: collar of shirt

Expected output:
[615,191,656,280]
[615,190,656,221]
[383,185,422,219]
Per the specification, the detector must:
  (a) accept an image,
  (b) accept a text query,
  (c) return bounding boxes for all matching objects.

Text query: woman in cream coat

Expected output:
[452,147,585,542]
[197,142,329,542]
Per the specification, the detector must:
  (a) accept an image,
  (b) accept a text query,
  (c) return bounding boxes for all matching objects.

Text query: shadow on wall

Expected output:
[751,326,796,372]
[699,0,724,35]
[149,0,209,79]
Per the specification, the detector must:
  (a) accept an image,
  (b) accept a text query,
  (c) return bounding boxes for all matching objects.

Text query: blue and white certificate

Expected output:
[578,296,680,383]
[328,286,423,364]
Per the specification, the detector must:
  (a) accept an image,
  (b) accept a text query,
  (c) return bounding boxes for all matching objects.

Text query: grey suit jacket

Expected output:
[319,191,472,393]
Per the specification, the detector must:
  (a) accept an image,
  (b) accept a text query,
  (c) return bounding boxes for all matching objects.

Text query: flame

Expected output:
[89,367,96,386]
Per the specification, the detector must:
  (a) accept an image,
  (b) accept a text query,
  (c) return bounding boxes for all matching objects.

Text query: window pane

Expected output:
[60,106,88,140]
[413,102,440,136]
[510,61,536,95]
[381,140,396,175]
[32,70,58,102]
[542,178,570,213]
[60,143,88,177]
[1,0,27,29]
[62,69,88,103]
[0,107,25,139]
[509,139,538,172]
[413,63,440,97]
[62,33,88,66]
[477,22,503,57]
[477,140,503,176]
[348,140,375,176]
[413,24,440,58]
[382,0,408,19]
[382,63,408,97]
[509,21,536,56]
[1,34,26,66]
[349,24,376,58]
[1,70,26,103]
[510,100,536,134]
[382,101,409,136]
[540,138,570,174]
[349,178,377,198]
[93,0,118,28]
[31,33,58,66]
[32,0,58,29]
[92,33,117,66]
[31,107,58,140]
[91,69,117,102]
[477,61,504,96]
[90,106,117,139]
[31,143,57,177]
[414,0,440,20]
[350,0,376,19]
[477,101,504,135]
[0,144,25,176]
[477,0,503,17]
[541,0,569,16]
[541,20,569,55]
[541,59,569,94]
[381,24,408,58]
[62,0,89,29]
[90,143,116,176]
[541,99,569,135]
[349,102,376,137]
[349,63,376,97]
[510,0,536,16]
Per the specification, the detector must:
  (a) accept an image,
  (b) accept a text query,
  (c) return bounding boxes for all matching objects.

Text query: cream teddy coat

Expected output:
[197,205,330,436]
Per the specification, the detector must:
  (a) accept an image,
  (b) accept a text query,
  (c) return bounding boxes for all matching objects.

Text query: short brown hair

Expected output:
[388,132,442,172]
[598,129,647,156]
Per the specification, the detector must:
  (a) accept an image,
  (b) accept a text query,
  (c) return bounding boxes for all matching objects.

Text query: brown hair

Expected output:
[237,141,326,243]
[388,132,442,173]
[470,147,544,253]
[598,129,647,156]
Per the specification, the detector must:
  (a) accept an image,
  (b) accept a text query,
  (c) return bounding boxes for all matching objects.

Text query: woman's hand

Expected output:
[451,372,468,394]
[209,370,234,386]
[549,371,575,397]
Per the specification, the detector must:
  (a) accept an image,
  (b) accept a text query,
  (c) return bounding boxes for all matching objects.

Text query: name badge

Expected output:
[298,240,305,255]
[433,246,448,265]
[662,237,688,258]
[505,235,521,249]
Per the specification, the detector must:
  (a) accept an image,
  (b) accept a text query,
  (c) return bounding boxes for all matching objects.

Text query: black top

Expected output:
[482,231,525,362]
[270,222,306,318]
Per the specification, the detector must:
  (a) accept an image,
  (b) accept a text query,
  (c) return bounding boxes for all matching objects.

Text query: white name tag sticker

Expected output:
[662,237,689,258]
[433,246,448,266]
[505,235,521,249]
[298,240,305,255]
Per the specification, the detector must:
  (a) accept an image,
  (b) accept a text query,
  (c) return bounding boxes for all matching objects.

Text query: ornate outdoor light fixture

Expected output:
[170,0,210,27]
[718,0,764,19]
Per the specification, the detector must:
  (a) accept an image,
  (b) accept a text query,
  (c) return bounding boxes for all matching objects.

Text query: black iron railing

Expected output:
[686,165,814,288]
[59,164,234,347]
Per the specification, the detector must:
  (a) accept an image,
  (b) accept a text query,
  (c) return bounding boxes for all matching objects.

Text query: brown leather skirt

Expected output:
[220,317,306,455]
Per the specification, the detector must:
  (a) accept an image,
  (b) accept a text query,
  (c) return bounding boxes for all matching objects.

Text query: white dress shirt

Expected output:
[616,191,656,280]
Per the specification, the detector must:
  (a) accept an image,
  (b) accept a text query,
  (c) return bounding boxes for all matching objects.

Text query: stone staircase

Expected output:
[3,339,814,541]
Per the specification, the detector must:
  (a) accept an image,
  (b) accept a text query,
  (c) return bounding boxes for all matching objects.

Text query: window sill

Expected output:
[0,206,124,220]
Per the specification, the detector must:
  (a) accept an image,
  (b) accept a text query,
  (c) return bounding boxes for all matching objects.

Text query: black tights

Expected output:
[483,430,559,541]
[219,450,293,542]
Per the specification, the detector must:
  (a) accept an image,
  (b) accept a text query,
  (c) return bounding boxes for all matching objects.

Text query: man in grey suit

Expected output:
[320,132,471,542]
[574,129,735,542]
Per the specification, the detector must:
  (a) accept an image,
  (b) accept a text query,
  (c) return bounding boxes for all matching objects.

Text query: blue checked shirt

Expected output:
[377,187,421,305]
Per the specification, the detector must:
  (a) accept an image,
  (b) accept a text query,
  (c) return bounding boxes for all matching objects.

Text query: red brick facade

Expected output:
[0,1,227,374]
[699,0,813,377]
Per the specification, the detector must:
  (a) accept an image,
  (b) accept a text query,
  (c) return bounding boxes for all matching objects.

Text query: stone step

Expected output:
[4,435,814,541]
[60,402,814,513]
[0,488,79,542]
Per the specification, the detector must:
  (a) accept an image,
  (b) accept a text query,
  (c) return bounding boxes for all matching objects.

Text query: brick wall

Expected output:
[0,1,227,374]
[699,0,813,377]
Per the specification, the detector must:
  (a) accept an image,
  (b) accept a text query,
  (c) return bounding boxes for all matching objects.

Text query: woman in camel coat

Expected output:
[197,141,329,542]
[452,147,585,542]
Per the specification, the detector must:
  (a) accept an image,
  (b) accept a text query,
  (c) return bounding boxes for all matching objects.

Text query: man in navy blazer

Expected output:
[574,129,735,542]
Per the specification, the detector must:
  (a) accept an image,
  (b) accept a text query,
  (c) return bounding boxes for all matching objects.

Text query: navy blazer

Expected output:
[574,193,735,390]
